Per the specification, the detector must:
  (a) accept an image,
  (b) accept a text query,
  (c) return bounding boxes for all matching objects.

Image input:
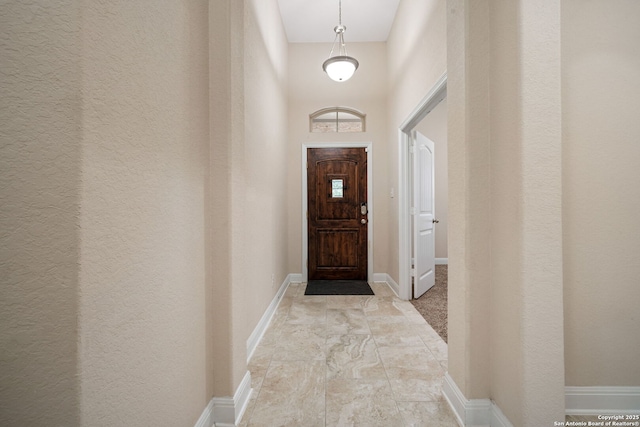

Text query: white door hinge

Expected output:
[411,268,416,277]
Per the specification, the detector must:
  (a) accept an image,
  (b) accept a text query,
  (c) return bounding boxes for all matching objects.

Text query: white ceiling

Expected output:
[277,0,401,43]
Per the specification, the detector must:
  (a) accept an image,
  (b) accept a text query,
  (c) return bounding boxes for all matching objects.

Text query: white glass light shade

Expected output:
[322,56,359,82]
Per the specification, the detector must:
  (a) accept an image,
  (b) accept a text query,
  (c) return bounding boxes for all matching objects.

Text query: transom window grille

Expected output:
[310,107,366,133]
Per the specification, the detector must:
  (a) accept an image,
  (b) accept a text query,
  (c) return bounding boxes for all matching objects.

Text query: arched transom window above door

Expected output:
[309,107,366,133]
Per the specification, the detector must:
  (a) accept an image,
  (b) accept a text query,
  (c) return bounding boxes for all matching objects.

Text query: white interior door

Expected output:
[412,132,435,298]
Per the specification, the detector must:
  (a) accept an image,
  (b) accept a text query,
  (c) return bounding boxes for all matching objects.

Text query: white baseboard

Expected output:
[566,386,640,415]
[194,398,214,427]
[246,274,295,362]
[490,403,513,427]
[195,274,299,427]
[436,257,449,265]
[442,375,640,424]
[372,273,387,282]
[195,371,252,427]
[385,274,400,297]
[442,373,473,426]
[212,371,253,427]
[443,373,513,427]
[373,273,400,297]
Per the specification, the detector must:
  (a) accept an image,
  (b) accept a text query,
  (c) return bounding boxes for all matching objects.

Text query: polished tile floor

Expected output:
[238,282,458,427]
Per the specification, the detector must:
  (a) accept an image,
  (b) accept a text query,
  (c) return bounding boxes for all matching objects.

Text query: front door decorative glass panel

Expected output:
[332,179,344,198]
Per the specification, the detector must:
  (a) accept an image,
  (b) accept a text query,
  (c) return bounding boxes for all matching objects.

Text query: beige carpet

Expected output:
[410,265,448,343]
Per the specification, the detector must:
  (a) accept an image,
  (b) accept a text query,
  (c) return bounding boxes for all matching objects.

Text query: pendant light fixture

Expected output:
[322,0,359,82]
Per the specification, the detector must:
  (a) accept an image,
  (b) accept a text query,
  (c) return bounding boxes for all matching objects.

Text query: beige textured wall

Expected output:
[287,42,389,276]
[448,1,565,424]
[415,99,448,260]
[514,3,565,422]
[0,1,81,425]
[446,0,492,400]
[1,0,289,424]
[209,0,246,396]
[562,0,640,386]
[243,0,290,361]
[79,1,209,425]
[386,0,447,283]
[488,0,524,417]
[211,0,290,396]
[489,1,565,423]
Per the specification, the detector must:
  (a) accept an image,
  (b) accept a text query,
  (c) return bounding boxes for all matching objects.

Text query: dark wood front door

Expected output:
[308,147,367,280]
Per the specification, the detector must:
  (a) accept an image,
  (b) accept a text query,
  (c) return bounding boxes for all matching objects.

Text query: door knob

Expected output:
[361,219,367,224]
[432,219,440,224]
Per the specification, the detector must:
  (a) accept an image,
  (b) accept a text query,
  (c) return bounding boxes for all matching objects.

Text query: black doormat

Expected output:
[305,280,374,296]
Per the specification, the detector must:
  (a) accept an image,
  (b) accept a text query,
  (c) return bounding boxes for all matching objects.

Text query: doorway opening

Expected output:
[398,74,447,301]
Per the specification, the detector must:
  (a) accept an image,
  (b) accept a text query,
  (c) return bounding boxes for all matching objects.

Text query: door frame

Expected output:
[302,142,373,283]
[398,73,447,300]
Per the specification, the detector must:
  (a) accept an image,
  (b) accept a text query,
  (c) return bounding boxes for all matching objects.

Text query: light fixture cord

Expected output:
[329,0,348,58]
[340,33,347,57]
[339,0,347,56]
[329,32,339,58]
